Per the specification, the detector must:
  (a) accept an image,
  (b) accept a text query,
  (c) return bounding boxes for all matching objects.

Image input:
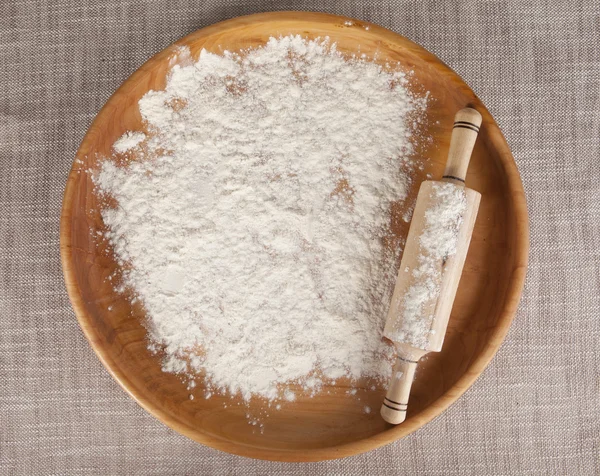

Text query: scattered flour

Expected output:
[283,390,297,402]
[95,36,427,408]
[112,131,146,153]
[384,182,467,348]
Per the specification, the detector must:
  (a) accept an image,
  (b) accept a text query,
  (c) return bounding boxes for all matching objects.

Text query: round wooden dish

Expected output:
[60,12,528,462]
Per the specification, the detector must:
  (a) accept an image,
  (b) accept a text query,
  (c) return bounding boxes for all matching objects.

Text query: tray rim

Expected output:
[60,11,530,462]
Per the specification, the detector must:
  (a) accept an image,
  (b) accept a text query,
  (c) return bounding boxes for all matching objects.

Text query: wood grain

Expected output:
[60,11,529,462]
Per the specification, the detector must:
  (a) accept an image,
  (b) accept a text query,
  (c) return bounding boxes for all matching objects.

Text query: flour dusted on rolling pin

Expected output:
[94,36,428,412]
[384,182,467,348]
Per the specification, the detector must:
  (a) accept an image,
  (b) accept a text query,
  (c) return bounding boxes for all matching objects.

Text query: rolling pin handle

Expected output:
[380,356,419,425]
[442,107,482,183]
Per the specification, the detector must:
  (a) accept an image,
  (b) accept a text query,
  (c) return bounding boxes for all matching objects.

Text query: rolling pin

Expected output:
[381,107,482,424]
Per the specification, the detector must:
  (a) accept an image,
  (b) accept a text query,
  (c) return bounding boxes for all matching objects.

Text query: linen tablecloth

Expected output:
[1,1,598,474]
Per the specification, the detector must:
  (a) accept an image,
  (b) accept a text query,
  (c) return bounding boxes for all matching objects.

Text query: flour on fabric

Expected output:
[95,36,427,408]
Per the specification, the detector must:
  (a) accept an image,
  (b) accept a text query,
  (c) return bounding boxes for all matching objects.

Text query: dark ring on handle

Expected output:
[397,355,419,364]
[382,402,407,411]
[454,120,480,131]
[442,175,466,183]
[453,124,480,133]
[384,397,408,406]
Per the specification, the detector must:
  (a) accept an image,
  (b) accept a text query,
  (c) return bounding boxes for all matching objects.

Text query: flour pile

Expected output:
[95,36,426,405]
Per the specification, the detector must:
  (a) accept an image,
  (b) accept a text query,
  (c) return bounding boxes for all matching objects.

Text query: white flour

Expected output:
[384,182,467,348]
[112,131,146,153]
[95,36,426,406]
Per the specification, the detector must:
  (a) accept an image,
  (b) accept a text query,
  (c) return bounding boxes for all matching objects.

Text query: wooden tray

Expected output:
[60,12,529,462]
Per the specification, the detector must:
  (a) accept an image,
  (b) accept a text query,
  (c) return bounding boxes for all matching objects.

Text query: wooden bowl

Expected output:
[60,12,528,461]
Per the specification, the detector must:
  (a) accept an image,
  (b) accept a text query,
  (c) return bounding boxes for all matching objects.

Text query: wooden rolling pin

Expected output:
[381,108,482,424]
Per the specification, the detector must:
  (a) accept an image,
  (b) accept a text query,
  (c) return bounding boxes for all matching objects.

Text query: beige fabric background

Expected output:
[1,1,599,474]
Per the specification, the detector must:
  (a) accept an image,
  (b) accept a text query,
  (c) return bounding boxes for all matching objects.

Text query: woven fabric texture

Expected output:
[1,1,599,474]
